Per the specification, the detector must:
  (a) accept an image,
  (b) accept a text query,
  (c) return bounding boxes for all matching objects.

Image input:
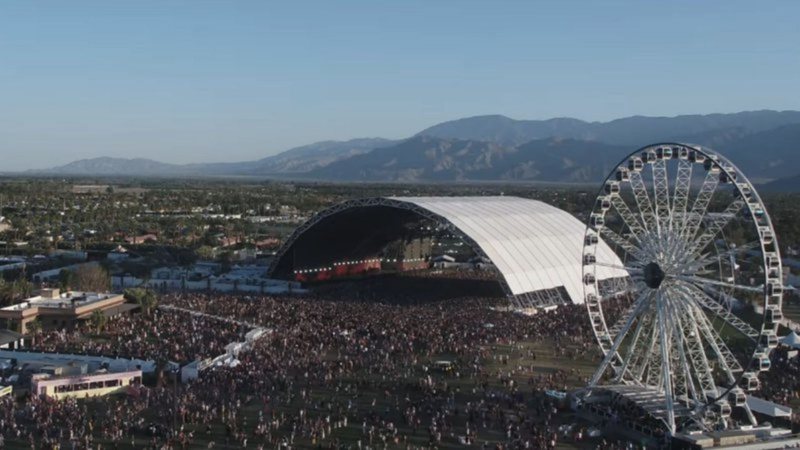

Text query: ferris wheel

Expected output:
[582,143,784,435]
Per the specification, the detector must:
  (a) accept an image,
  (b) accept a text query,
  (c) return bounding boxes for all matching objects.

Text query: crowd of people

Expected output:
[0,284,634,449]
[153,291,618,449]
[759,346,800,425]
[30,308,248,364]
[1,281,793,449]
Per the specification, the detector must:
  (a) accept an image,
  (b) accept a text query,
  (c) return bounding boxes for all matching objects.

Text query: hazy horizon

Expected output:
[2,1,800,171]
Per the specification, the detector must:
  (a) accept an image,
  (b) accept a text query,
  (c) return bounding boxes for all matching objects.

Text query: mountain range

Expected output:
[416,110,800,145]
[46,138,397,177]
[26,110,800,189]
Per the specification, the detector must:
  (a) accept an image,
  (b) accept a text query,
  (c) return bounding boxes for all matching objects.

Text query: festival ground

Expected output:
[98,340,603,449]
[2,292,627,449]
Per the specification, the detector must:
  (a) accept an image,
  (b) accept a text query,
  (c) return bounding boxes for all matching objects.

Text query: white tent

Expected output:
[781,331,800,349]
[746,396,792,418]
[270,196,628,305]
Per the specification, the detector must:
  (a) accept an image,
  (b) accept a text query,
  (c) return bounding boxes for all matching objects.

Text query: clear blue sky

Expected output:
[1,1,799,171]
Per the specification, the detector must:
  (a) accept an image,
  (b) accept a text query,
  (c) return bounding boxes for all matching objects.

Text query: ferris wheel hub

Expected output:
[644,262,666,289]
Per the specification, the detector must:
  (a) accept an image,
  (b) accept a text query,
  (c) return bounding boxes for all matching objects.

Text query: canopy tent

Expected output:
[746,395,792,418]
[269,196,628,306]
[781,331,800,349]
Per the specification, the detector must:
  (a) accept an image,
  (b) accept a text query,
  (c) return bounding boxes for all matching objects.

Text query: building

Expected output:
[0,329,24,350]
[31,261,100,283]
[0,289,132,333]
[0,257,27,274]
[32,369,142,399]
[269,196,628,308]
[106,245,130,261]
[124,233,158,244]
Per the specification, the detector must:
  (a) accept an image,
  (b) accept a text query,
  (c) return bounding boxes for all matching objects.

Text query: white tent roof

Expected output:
[388,196,627,303]
[781,331,800,349]
[746,395,792,418]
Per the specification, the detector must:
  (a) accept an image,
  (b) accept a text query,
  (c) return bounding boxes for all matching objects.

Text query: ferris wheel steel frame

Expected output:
[582,143,784,435]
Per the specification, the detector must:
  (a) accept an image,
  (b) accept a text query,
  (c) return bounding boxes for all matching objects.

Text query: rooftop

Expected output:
[1,291,120,312]
[0,329,23,346]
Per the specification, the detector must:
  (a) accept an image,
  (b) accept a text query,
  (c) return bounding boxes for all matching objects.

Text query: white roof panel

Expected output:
[388,196,627,303]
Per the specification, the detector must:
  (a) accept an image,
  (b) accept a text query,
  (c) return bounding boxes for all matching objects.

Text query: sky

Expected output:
[1,1,799,171]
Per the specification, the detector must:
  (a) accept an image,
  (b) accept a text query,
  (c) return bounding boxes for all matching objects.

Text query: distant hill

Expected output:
[31,110,800,186]
[708,124,800,180]
[36,138,397,177]
[311,136,629,182]
[761,173,800,192]
[415,115,592,145]
[310,122,800,184]
[42,157,187,176]
[417,110,800,146]
[241,138,397,174]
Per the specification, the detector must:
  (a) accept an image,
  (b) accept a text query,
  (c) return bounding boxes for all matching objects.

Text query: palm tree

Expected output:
[124,287,158,315]
[25,319,42,346]
[155,356,169,388]
[90,309,107,334]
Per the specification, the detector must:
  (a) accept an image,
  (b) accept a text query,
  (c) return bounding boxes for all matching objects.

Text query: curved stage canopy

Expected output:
[268,196,628,307]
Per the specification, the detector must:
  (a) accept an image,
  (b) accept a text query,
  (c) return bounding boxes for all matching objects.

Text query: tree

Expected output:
[58,269,77,291]
[218,250,233,272]
[25,318,42,337]
[155,355,170,388]
[90,309,108,334]
[0,278,10,306]
[195,245,215,261]
[0,278,33,306]
[12,279,32,300]
[73,265,111,292]
[124,287,158,315]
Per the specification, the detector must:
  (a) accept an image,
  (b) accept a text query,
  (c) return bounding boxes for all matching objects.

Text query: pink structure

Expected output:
[32,370,142,399]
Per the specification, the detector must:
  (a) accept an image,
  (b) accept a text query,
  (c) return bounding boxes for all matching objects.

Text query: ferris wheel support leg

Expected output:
[670,303,701,407]
[674,299,718,407]
[636,317,661,382]
[742,402,758,426]
[614,303,651,383]
[688,301,741,387]
[687,301,758,426]
[588,291,651,387]
[670,283,745,375]
[657,291,677,435]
